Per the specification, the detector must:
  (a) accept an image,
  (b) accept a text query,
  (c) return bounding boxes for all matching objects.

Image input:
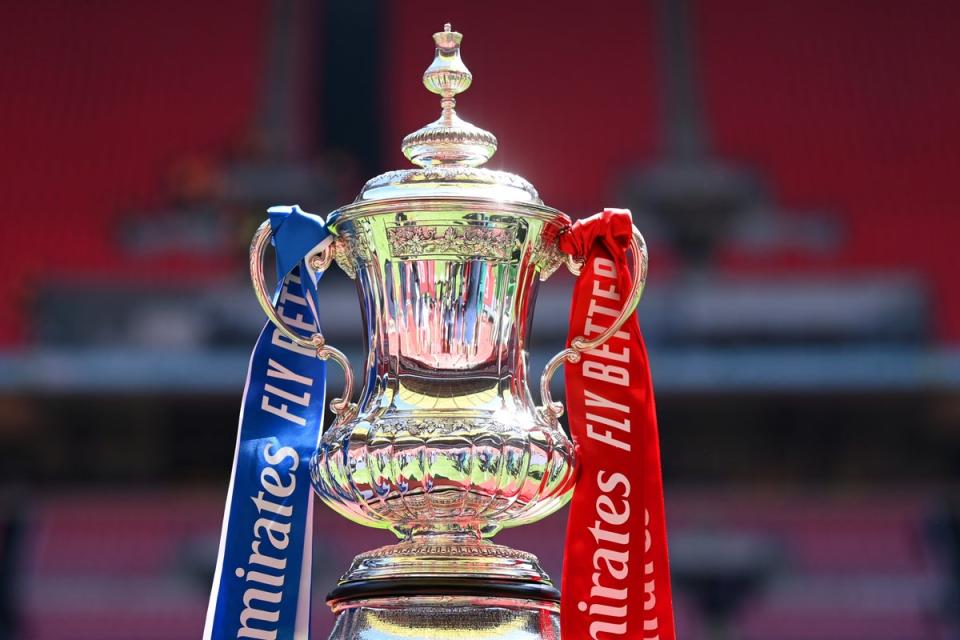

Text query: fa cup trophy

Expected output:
[208,24,675,640]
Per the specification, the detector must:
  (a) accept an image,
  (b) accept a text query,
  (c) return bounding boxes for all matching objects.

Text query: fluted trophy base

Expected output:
[328,597,560,640]
[327,537,560,640]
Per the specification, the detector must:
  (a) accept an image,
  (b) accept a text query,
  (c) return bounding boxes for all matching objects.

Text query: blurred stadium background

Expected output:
[2,1,960,638]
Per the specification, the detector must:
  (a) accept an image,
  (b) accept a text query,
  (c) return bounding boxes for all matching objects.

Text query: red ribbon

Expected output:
[559,209,675,640]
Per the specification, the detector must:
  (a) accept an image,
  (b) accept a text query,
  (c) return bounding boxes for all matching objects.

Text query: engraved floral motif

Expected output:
[333,236,358,279]
[375,417,517,436]
[333,224,374,279]
[535,238,567,281]
[387,224,516,260]
[357,543,535,561]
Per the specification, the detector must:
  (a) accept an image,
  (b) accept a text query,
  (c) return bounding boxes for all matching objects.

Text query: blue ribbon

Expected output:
[205,205,332,640]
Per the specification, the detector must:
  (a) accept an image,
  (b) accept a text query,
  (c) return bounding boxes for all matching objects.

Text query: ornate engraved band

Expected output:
[387,223,517,260]
[355,543,538,562]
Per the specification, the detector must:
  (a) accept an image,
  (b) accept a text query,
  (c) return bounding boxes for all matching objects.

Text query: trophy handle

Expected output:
[250,221,358,424]
[538,225,648,425]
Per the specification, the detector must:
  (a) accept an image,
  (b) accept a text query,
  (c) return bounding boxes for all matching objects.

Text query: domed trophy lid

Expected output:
[354,24,542,205]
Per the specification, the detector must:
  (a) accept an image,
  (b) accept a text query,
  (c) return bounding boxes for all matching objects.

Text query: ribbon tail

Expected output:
[560,210,676,640]
[206,206,331,640]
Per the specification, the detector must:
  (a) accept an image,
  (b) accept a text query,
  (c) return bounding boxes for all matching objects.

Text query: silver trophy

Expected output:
[250,24,646,640]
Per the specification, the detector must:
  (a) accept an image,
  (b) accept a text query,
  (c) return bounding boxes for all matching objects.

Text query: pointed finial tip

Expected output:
[403,24,496,167]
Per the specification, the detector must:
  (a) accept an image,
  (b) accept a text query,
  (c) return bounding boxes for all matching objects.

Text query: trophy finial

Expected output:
[423,23,470,121]
[402,25,497,167]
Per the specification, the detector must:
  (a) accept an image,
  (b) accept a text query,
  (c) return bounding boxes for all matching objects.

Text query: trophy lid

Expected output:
[354,24,541,205]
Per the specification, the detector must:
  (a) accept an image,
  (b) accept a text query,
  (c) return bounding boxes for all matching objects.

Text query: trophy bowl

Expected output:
[311,200,577,542]
[307,200,580,624]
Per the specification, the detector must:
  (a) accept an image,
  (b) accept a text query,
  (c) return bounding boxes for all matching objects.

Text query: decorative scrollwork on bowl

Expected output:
[310,415,576,538]
[386,224,517,260]
[534,237,567,281]
[332,221,375,279]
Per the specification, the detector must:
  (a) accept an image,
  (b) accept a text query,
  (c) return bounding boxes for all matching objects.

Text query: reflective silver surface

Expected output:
[249,24,647,640]
[330,597,559,640]
[311,199,576,539]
